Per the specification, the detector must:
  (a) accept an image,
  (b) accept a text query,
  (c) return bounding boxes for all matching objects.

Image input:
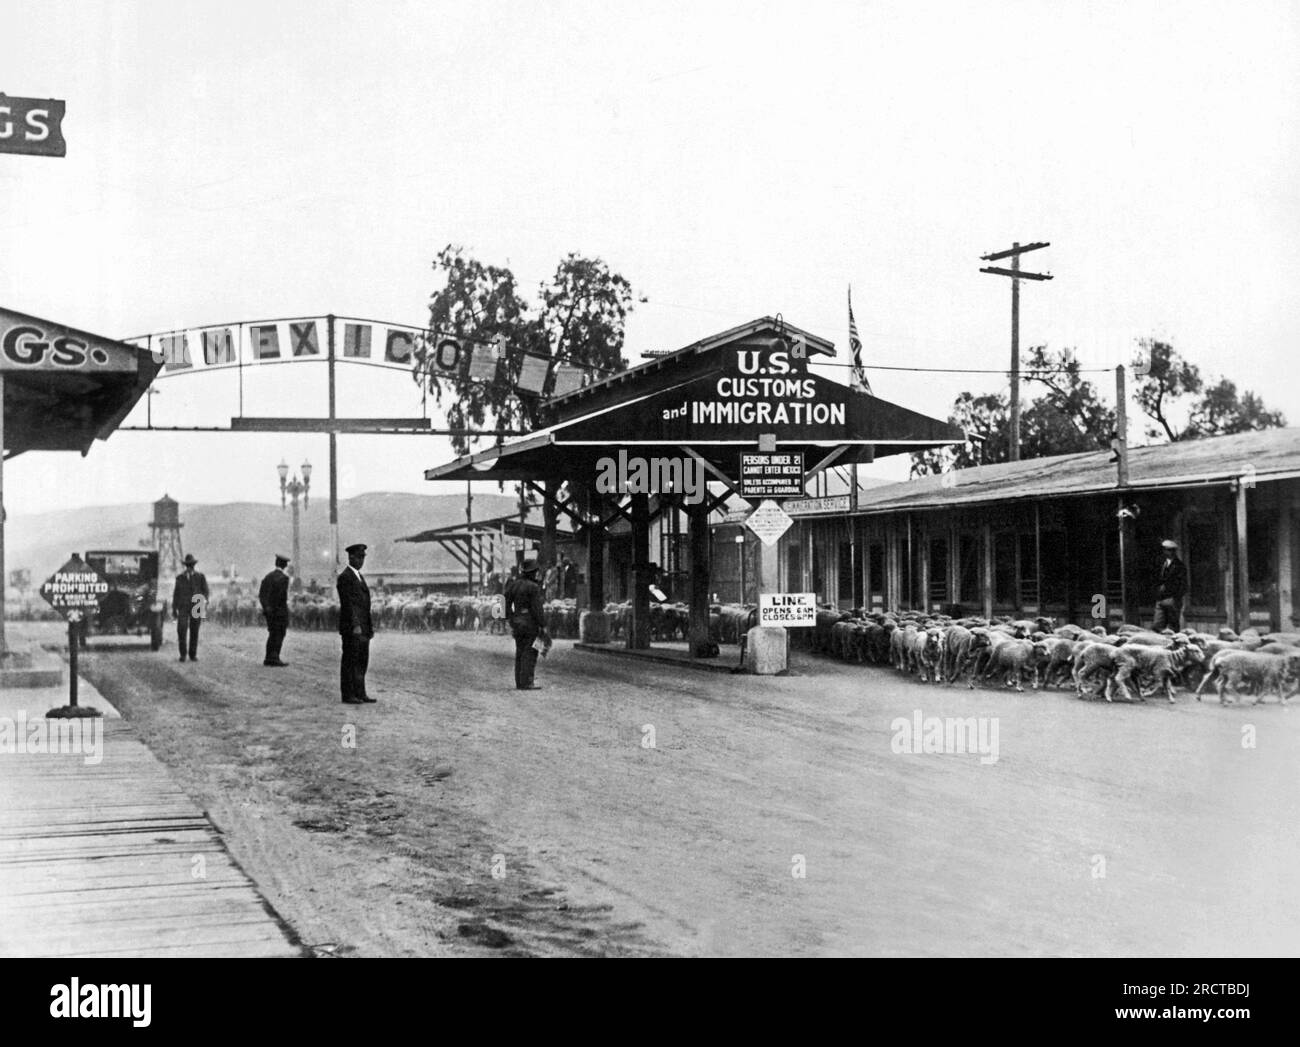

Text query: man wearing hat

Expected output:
[1153,538,1188,631]
[337,543,375,703]
[503,558,548,690]
[259,554,292,666]
[171,554,209,662]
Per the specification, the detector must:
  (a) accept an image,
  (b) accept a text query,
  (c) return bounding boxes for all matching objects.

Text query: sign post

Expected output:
[40,555,109,710]
[1,92,67,656]
[744,499,795,546]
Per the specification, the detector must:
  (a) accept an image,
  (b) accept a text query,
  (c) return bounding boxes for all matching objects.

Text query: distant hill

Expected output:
[6,492,523,587]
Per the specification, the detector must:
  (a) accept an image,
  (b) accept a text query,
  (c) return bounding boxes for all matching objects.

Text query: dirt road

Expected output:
[51,623,1300,956]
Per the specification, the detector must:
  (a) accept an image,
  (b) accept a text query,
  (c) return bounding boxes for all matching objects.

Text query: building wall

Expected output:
[766,478,1299,632]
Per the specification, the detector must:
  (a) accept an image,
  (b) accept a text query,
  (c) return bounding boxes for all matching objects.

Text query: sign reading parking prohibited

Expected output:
[39,556,110,619]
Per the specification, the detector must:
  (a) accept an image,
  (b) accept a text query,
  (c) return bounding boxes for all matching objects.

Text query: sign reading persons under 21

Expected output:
[739,452,804,499]
[0,94,67,157]
[40,556,110,619]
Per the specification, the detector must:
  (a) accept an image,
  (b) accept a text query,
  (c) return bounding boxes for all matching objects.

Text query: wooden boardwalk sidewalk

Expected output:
[0,717,303,958]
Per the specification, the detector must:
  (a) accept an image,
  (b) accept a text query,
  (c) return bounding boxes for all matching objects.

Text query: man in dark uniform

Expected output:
[504,558,548,690]
[172,554,209,662]
[259,554,291,666]
[337,543,374,704]
[1153,538,1188,631]
[560,555,578,599]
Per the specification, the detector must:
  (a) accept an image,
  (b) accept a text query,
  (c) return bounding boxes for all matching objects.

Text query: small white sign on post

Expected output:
[744,499,794,546]
[759,592,816,627]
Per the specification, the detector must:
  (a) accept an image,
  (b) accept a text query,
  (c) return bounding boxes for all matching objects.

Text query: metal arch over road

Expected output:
[116,313,537,570]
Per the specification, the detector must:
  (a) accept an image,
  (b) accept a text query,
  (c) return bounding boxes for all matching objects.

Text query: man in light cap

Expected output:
[259,554,291,666]
[172,553,209,662]
[1153,538,1187,631]
[504,557,548,690]
[337,543,374,703]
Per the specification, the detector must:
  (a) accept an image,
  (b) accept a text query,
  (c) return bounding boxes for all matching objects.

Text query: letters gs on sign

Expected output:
[0,95,67,157]
[2,325,110,368]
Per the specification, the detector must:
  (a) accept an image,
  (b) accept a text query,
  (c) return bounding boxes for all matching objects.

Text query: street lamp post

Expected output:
[734,533,746,604]
[277,459,312,590]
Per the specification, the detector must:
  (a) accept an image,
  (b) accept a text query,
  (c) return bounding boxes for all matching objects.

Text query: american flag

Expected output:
[848,286,872,394]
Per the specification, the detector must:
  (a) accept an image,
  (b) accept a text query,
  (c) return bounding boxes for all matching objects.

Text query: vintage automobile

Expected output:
[82,549,165,650]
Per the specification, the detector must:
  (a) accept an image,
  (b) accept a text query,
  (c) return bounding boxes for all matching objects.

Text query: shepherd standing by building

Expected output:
[259,554,291,666]
[1153,539,1188,631]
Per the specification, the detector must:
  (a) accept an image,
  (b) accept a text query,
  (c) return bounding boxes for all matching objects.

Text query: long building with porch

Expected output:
[739,427,1299,634]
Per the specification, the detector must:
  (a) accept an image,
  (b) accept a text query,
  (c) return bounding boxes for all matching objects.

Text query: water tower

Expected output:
[150,494,185,578]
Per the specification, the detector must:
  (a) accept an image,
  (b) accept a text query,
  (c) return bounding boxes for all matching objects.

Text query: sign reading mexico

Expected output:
[759,592,816,627]
[0,94,66,157]
[0,308,145,373]
[41,557,111,619]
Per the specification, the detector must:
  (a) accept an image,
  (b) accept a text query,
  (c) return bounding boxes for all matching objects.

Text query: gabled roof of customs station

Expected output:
[424,315,965,484]
[542,316,835,424]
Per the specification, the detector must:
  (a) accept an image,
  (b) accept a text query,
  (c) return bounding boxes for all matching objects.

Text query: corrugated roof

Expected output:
[849,427,1300,514]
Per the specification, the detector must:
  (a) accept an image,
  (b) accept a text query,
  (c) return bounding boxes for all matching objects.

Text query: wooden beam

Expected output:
[980,241,1050,262]
[681,446,741,499]
[1235,480,1250,630]
[979,266,1053,281]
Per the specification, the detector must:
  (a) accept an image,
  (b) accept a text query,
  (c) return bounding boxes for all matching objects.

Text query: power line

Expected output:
[811,360,1110,375]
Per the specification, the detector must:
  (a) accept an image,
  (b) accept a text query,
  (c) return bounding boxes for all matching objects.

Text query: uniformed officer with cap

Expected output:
[504,557,548,690]
[1153,538,1187,631]
[337,543,375,703]
[259,554,291,666]
[172,553,209,662]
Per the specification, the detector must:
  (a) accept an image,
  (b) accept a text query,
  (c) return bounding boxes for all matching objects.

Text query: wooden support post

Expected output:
[1277,496,1294,631]
[688,501,711,656]
[628,493,651,649]
[1235,480,1250,631]
[0,372,6,657]
[981,521,994,620]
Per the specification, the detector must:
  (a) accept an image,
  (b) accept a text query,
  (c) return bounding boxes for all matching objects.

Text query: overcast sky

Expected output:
[3,0,1297,515]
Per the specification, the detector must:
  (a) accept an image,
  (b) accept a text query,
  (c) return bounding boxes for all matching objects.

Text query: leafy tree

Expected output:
[1132,338,1285,441]
[910,346,1115,477]
[415,245,637,565]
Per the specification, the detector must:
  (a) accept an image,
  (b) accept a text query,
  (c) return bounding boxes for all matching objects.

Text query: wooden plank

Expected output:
[0,716,300,958]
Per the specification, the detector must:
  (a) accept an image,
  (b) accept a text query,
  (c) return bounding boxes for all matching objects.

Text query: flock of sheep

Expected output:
[204,590,1298,703]
[806,609,1300,705]
[208,589,584,639]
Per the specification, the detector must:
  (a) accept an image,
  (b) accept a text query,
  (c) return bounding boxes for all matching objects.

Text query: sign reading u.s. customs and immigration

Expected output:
[0,94,67,157]
[739,452,804,499]
[0,308,143,372]
[759,592,815,627]
[559,339,850,444]
[40,557,110,618]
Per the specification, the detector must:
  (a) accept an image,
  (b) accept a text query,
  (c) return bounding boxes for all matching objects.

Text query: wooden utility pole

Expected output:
[980,241,1053,462]
[1113,366,1130,487]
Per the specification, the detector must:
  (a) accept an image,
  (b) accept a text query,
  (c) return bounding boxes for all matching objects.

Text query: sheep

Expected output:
[1072,642,1128,700]
[1195,650,1300,705]
[942,625,975,684]
[1109,643,1206,703]
[981,637,1036,692]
